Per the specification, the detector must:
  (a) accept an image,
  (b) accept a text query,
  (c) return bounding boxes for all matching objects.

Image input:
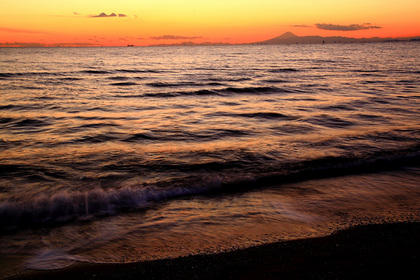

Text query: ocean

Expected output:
[0,43,419,277]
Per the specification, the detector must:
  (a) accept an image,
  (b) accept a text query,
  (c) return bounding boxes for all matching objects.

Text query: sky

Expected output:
[1,0,419,47]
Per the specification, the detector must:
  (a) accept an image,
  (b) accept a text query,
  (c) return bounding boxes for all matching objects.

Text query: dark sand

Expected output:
[8,222,420,280]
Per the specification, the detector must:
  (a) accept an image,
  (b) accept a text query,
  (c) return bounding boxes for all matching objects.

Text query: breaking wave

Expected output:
[1,149,418,232]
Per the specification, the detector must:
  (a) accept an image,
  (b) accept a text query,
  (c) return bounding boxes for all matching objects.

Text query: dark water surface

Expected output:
[0,43,419,276]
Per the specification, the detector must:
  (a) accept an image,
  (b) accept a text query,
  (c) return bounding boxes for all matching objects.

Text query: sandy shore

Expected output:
[8,222,420,280]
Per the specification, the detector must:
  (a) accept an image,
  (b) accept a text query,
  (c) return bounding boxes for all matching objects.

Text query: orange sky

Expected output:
[1,0,419,47]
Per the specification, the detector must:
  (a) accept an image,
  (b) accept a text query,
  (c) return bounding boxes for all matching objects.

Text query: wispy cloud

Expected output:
[88,12,127,18]
[0,27,48,34]
[289,24,312,28]
[151,35,202,40]
[0,42,101,47]
[315,23,382,31]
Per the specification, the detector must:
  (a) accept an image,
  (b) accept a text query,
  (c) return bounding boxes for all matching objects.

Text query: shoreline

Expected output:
[8,221,420,280]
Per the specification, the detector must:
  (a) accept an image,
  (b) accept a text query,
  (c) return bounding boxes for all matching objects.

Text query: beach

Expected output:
[7,222,419,279]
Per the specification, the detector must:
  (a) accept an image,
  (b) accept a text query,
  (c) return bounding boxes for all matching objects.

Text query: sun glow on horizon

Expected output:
[1,0,419,47]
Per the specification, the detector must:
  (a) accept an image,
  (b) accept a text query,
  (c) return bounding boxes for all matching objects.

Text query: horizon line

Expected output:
[1,33,419,48]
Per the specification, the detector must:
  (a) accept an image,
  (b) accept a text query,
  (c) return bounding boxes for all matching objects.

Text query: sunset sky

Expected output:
[1,0,419,47]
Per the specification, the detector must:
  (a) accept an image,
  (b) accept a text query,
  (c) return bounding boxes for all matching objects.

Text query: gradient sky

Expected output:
[1,0,419,47]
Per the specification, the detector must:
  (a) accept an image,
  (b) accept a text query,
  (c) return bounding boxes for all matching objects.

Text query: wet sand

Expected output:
[8,222,420,280]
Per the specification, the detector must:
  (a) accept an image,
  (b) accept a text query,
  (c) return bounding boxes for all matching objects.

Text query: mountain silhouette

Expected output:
[255,32,420,45]
[276,32,299,39]
[147,32,420,47]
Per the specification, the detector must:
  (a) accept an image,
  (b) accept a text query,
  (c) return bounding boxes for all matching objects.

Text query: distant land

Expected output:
[255,32,420,45]
[148,41,233,47]
[149,32,420,46]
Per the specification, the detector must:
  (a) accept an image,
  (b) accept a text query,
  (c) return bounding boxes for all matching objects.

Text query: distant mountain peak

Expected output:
[278,32,299,39]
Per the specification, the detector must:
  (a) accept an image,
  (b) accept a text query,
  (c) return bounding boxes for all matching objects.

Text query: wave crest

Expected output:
[0,179,223,232]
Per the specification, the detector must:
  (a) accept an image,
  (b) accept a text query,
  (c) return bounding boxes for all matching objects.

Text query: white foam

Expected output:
[25,248,86,270]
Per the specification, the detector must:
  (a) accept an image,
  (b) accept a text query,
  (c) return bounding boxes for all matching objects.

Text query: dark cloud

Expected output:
[151,35,202,40]
[90,12,116,18]
[89,12,127,18]
[315,23,382,31]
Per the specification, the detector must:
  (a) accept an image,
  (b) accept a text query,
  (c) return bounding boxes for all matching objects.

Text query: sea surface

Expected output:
[0,43,419,277]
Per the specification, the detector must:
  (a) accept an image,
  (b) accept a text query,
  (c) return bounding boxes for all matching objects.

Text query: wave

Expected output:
[107,76,130,81]
[109,82,138,86]
[0,117,14,124]
[124,128,250,142]
[147,82,199,88]
[0,71,63,78]
[0,180,222,232]
[1,148,418,232]
[268,68,300,73]
[14,118,50,127]
[72,134,121,144]
[1,118,52,131]
[116,69,162,73]
[207,112,299,121]
[80,70,112,74]
[351,114,389,122]
[219,86,290,94]
[146,81,225,88]
[0,72,16,78]
[60,77,83,81]
[140,86,291,98]
[0,69,159,79]
[318,104,356,111]
[271,123,316,134]
[304,114,355,128]
[0,104,24,111]
[206,77,251,82]
[233,112,298,120]
[263,79,289,84]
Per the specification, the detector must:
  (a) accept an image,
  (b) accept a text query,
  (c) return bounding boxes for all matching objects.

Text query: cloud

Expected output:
[315,23,382,31]
[151,35,202,40]
[89,12,127,18]
[0,42,100,47]
[289,24,312,28]
[0,27,48,34]
[91,12,116,18]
